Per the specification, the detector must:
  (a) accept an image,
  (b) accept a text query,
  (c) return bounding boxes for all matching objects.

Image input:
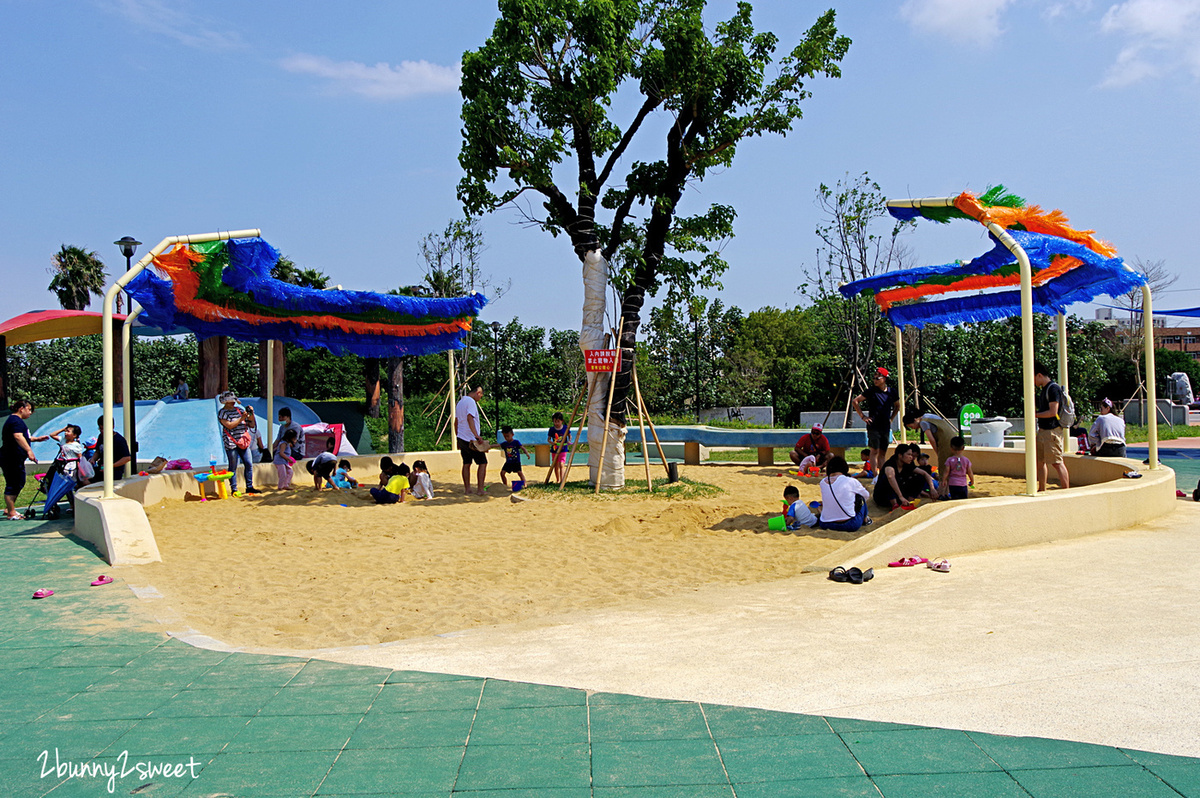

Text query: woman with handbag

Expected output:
[216,392,259,495]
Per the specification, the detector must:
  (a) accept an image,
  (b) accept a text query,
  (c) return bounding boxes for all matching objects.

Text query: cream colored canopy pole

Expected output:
[1056,313,1069,393]
[266,340,275,454]
[121,303,143,473]
[1143,285,1158,470]
[895,326,907,442]
[986,223,1038,496]
[885,198,1037,495]
[101,229,260,499]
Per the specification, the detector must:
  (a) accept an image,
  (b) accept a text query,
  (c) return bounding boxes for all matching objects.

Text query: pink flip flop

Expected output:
[91,575,113,586]
[888,557,930,568]
[928,559,951,573]
[32,589,54,599]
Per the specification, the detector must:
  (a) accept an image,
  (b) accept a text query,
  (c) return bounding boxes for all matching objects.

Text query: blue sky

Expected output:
[2,0,1198,334]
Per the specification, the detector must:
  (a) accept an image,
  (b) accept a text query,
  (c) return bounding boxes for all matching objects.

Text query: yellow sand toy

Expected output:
[195,470,233,500]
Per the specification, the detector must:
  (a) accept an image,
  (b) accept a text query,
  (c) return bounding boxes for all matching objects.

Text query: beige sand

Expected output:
[124,463,1027,650]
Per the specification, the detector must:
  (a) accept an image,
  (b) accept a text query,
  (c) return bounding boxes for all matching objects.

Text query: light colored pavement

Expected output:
[296,501,1200,758]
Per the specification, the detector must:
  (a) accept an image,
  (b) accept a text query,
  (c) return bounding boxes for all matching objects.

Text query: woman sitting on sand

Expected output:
[873,443,936,510]
[1088,398,1126,458]
[817,456,872,532]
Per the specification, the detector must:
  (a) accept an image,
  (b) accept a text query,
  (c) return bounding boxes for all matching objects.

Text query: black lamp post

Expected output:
[490,321,502,433]
[115,236,141,472]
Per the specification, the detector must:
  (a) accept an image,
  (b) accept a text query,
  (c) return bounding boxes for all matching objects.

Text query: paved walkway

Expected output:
[3,511,1200,796]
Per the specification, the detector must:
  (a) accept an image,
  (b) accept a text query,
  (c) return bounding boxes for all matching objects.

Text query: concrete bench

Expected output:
[497,426,868,466]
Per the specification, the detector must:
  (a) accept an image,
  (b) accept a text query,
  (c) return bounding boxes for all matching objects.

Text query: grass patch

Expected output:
[1123,423,1200,443]
[520,475,723,502]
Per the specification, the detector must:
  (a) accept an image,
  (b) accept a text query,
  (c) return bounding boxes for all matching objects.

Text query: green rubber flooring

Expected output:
[2,519,1199,797]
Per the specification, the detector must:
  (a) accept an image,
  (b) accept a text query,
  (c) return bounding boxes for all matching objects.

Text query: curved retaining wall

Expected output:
[806,448,1177,573]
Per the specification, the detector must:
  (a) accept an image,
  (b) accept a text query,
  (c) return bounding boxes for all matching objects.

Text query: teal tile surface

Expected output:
[842,728,1002,776]
[5,516,1200,797]
[455,742,592,790]
[1012,764,1185,797]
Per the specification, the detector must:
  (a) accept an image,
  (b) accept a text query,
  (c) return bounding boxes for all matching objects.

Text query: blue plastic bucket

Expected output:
[511,480,525,492]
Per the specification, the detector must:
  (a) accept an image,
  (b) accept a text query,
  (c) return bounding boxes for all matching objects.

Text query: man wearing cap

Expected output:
[790,424,832,469]
[852,367,900,478]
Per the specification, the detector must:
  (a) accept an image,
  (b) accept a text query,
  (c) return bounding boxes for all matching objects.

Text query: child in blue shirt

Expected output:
[548,412,571,484]
[332,459,357,489]
[783,485,818,531]
[499,426,528,487]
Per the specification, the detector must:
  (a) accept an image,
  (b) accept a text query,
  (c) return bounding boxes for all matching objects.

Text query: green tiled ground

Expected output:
[2,518,1199,797]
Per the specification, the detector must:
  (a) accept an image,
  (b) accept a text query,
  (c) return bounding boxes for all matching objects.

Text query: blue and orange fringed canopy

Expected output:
[839,186,1146,328]
[125,237,487,357]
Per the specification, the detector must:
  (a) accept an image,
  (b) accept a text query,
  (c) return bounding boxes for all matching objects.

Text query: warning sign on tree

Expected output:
[584,349,619,372]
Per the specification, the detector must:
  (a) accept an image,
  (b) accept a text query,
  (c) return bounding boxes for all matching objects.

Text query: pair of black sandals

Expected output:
[828,566,874,584]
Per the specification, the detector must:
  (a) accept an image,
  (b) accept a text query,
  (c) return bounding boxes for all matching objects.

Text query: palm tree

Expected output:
[48,245,108,310]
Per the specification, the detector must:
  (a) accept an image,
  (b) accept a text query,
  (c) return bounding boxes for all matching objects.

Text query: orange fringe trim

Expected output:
[952,194,1118,258]
[152,246,472,338]
[875,255,1084,311]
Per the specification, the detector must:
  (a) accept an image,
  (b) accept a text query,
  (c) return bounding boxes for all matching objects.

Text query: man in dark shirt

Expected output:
[852,367,900,478]
[1033,362,1070,491]
[90,416,131,483]
[3,400,47,519]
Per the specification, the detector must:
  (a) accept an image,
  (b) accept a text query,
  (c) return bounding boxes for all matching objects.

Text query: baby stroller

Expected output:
[23,456,80,521]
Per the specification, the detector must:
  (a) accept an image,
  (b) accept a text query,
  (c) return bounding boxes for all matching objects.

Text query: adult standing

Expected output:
[903,411,957,496]
[277,407,306,460]
[789,423,832,469]
[3,400,47,520]
[1033,362,1070,491]
[217,392,259,495]
[852,367,900,478]
[1088,398,1127,458]
[455,385,488,496]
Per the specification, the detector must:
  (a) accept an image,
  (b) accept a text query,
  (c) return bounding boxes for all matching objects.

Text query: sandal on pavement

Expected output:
[847,567,864,584]
[828,567,848,583]
[928,559,951,573]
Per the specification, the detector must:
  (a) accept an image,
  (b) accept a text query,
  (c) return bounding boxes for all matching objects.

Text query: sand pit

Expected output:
[121,463,1029,650]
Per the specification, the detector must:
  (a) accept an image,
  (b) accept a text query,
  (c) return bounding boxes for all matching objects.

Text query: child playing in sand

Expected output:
[548,412,571,484]
[273,429,298,489]
[370,462,410,504]
[499,426,529,487]
[916,452,940,496]
[307,450,338,490]
[944,436,974,500]
[332,459,357,489]
[782,485,819,530]
[410,460,434,499]
[376,456,396,489]
[856,448,874,479]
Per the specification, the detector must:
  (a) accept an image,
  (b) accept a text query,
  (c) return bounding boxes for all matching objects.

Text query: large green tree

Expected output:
[48,245,109,311]
[459,0,849,485]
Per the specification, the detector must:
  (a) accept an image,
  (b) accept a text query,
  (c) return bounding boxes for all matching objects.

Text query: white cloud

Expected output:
[106,0,242,50]
[1099,0,1200,85]
[899,0,1017,46]
[280,54,462,100]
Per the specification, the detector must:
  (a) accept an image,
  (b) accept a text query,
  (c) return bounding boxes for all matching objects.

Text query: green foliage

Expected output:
[285,346,364,400]
[47,245,109,310]
[978,184,1025,209]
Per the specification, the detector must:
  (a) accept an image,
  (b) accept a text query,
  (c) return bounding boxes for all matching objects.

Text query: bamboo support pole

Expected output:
[594,321,625,494]
[550,380,588,486]
[632,365,671,478]
[560,378,593,488]
[632,366,653,492]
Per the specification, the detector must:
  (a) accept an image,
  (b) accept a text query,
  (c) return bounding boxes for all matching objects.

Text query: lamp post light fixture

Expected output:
[114,236,141,473]
[490,321,502,433]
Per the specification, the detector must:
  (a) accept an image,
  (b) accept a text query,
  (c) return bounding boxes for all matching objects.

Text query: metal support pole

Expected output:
[266,340,275,454]
[1056,313,1069,394]
[1144,286,1158,470]
[895,326,906,443]
[987,223,1038,496]
[102,229,260,498]
[121,305,143,474]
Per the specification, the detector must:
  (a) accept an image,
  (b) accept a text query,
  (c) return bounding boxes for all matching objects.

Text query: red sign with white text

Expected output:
[584,349,619,372]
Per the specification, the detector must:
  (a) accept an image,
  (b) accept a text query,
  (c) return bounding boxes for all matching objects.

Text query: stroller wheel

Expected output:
[23,508,36,519]
[47,505,61,520]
